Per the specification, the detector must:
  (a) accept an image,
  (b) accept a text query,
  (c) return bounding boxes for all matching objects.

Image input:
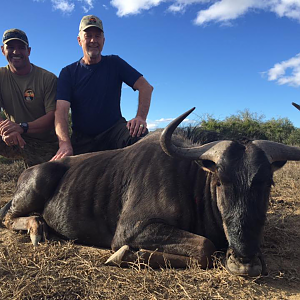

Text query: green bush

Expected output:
[187,109,300,146]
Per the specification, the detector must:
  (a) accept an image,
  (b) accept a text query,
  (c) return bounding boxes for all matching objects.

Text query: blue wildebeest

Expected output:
[2,108,300,277]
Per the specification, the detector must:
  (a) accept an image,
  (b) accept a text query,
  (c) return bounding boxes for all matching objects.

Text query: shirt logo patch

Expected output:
[24,89,34,102]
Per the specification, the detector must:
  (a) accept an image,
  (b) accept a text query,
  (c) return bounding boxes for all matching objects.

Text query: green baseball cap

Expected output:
[79,15,104,32]
[2,29,29,45]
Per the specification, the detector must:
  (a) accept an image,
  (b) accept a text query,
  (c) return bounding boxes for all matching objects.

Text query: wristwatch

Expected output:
[19,122,29,133]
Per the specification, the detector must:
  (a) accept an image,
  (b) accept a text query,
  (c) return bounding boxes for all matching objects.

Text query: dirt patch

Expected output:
[0,159,300,299]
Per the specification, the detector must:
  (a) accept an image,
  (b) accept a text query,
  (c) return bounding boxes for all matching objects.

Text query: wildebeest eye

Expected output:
[216,181,221,187]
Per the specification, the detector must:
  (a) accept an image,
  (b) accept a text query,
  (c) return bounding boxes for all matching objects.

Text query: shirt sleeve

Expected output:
[0,68,5,110]
[43,72,58,113]
[56,66,73,102]
[115,56,143,91]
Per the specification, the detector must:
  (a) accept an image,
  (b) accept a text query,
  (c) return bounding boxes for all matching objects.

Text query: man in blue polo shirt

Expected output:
[51,15,153,160]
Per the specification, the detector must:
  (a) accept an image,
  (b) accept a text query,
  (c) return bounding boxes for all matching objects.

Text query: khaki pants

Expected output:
[0,135,58,167]
[71,117,148,155]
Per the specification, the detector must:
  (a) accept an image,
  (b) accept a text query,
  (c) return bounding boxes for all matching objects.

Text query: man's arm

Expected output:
[0,111,55,135]
[0,111,55,147]
[51,100,73,160]
[127,76,153,137]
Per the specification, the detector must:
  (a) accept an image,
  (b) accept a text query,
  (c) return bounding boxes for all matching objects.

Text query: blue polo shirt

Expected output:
[56,55,142,136]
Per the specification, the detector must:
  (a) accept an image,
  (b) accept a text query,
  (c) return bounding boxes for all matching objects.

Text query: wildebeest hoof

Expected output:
[225,248,267,277]
[105,245,130,266]
[27,216,47,246]
[7,215,47,247]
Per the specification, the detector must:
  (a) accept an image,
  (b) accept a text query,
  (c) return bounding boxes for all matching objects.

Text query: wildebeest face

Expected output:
[203,142,275,276]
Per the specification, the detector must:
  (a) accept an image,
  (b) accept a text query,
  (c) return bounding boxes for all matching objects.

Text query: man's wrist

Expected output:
[19,122,29,133]
[135,115,146,121]
[59,139,72,147]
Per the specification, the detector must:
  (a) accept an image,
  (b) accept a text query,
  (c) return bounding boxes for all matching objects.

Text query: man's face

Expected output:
[78,27,105,61]
[1,40,31,72]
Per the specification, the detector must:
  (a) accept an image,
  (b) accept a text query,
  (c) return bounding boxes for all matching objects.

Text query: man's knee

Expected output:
[71,131,95,155]
[115,128,148,149]
[0,139,23,160]
[23,142,58,166]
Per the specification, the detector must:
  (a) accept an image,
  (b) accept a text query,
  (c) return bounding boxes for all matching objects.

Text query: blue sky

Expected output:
[1,0,300,130]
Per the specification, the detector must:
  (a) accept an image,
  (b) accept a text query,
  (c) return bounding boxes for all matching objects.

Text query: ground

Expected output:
[0,159,299,299]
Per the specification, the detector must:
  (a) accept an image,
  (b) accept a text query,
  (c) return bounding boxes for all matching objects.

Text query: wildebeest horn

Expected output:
[160,108,232,163]
[292,102,300,111]
[253,140,300,163]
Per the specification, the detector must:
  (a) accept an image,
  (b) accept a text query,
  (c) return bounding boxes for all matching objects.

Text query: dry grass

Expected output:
[0,159,300,299]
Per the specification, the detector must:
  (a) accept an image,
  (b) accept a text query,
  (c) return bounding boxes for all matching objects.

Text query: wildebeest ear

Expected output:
[196,160,217,173]
[271,160,287,172]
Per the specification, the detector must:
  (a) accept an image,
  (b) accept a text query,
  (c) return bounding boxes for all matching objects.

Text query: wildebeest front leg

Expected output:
[111,221,216,269]
[4,215,47,246]
[6,162,69,219]
[1,162,68,245]
[106,245,200,268]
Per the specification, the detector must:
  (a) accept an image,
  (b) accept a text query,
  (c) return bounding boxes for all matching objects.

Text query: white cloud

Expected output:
[110,0,164,16]
[51,0,75,13]
[270,0,300,21]
[157,118,174,122]
[35,0,300,24]
[78,0,94,13]
[168,0,209,13]
[48,0,95,13]
[147,117,196,131]
[265,53,300,87]
[194,0,258,25]
[110,0,300,25]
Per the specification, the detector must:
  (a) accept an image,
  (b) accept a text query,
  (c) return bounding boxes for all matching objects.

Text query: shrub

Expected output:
[186,109,300,146]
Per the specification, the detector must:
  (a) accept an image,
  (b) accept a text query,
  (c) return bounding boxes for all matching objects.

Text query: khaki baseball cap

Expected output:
[2,29,29,45]
[79,15,104,32]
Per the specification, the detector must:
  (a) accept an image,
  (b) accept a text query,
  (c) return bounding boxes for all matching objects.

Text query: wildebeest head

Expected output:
[161,108,300,277]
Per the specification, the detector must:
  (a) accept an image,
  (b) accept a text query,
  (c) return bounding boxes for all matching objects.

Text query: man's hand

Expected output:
[51,141,73,161]
[2,132,26,148]
[127,116,147,137]
[0,119,23,136]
